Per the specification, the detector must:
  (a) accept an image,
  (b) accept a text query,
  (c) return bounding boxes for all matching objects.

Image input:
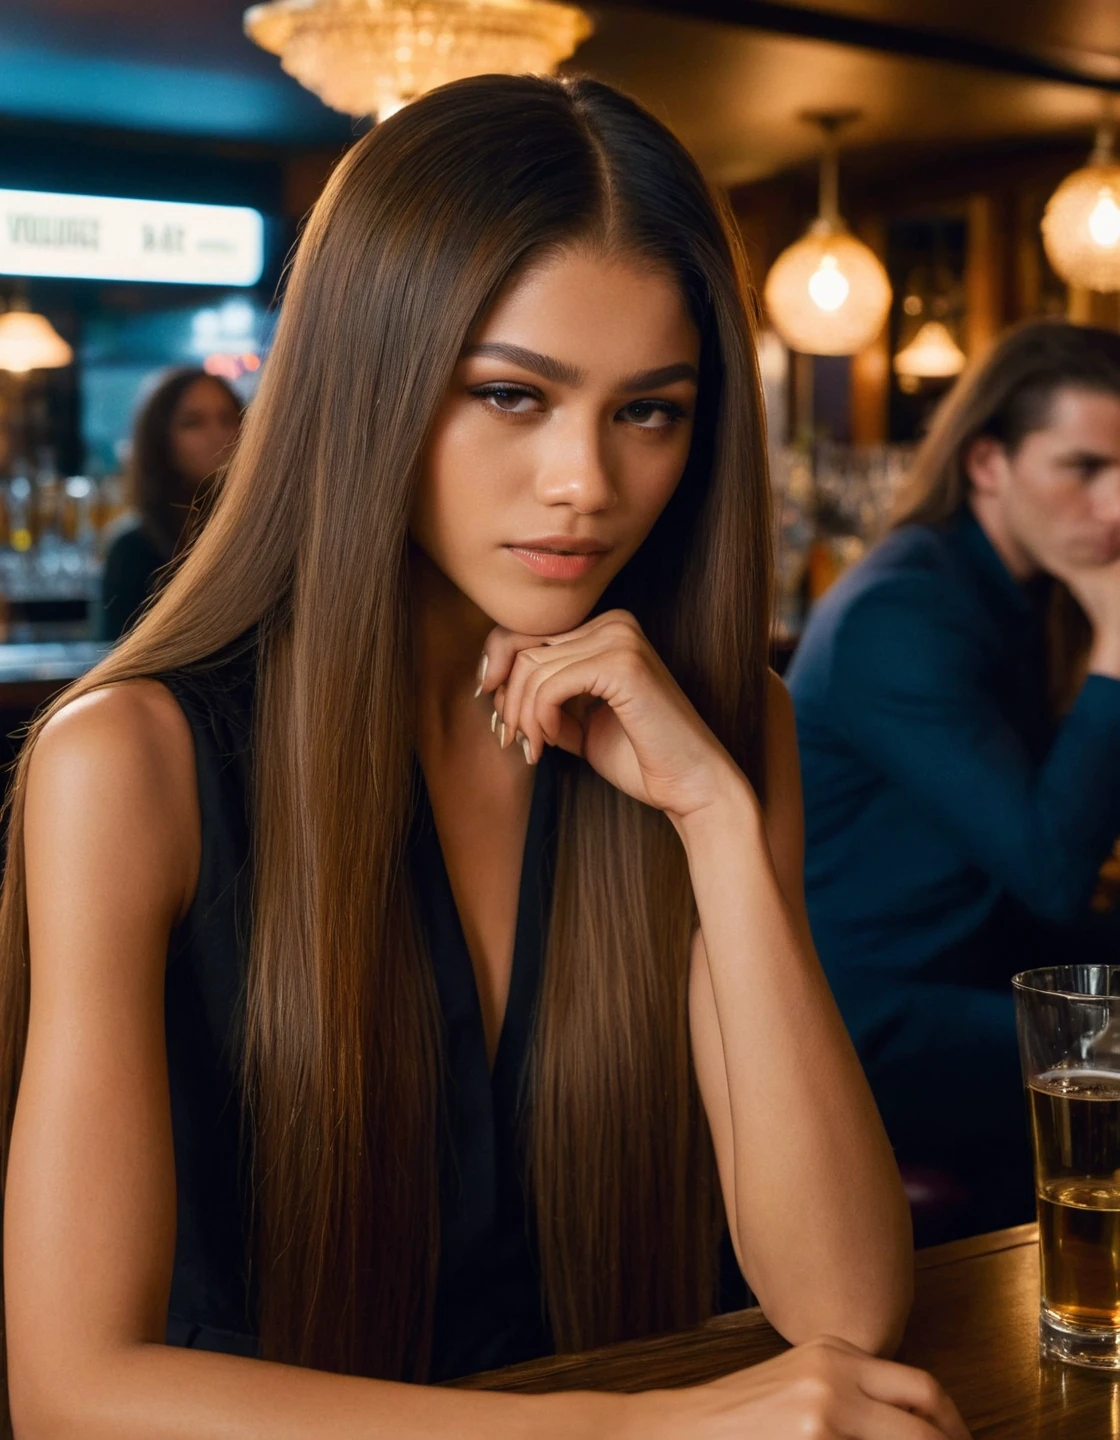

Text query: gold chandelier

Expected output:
[764,112,892,357]
[244,0,594,120]
[1042,107,1120,294]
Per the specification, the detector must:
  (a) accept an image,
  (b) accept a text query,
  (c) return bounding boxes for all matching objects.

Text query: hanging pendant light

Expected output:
[1042,102,1120,294]
[0,298,72,374]
[893,320,966,380]
[244,0,593,120]
[764,112,892,357]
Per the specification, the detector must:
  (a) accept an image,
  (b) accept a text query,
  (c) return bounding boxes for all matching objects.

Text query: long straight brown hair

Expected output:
[892,319,1120,710]
[0,74,772,1415]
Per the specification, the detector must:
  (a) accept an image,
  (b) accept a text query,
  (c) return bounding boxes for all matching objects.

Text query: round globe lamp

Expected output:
[764,116,892,356]
[765,222,892,357]
[1042,117,1120,293]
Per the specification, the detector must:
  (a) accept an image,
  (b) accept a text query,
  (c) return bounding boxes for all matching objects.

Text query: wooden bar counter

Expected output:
[463,1225,1116,1438]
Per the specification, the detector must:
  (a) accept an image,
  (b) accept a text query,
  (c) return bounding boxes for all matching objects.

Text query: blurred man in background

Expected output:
[788,321,1120,1239]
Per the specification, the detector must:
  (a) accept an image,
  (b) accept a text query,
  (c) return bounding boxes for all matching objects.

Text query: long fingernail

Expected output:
[473,653,488,698]
[519,733,533,765]
[490,708,498,734]
[500,721,506,748]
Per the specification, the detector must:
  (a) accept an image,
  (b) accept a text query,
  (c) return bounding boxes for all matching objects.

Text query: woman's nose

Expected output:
[533,417,617,513]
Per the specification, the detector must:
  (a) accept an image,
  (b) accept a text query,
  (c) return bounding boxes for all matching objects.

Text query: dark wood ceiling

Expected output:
[636,0,1120,86]
[757,0,1120,80]
[0,0,1115,183]
[575,7,1111,186]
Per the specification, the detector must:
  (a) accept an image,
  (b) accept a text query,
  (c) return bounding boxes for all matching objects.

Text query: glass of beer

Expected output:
[1014,965,1120,1368]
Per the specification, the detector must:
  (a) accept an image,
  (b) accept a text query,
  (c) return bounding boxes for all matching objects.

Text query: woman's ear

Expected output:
[962,434,1009,500]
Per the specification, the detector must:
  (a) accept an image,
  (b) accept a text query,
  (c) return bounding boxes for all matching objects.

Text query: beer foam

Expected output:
[1034,1068,1120,1100]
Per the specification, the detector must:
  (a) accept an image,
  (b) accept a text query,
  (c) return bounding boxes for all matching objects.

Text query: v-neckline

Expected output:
[412,745,555,1085]
[409,748,560,1380]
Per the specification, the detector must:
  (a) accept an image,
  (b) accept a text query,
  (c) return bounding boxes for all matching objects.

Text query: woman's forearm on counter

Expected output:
[13,1342,629,1440]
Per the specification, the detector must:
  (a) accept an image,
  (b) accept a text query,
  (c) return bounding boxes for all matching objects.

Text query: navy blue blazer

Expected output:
[787,510,1120,1066]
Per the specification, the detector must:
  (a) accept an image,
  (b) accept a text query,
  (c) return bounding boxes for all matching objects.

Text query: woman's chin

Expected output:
[482,592,598,638]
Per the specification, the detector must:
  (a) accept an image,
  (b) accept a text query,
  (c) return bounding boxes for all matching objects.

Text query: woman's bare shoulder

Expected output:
[31,678,195,800]
[26,678,201,924]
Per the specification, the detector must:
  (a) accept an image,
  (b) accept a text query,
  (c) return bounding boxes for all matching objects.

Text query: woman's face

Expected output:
[410,245,701,637]
[169,377,241,490]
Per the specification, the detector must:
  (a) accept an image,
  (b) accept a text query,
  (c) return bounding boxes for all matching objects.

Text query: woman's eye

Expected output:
[619,400,686,430]
[472,385,541,415]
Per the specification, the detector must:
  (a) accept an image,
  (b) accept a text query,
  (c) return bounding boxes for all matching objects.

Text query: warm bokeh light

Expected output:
[203,352,261,380]
[893,320,966,380]
[0,309,73,373]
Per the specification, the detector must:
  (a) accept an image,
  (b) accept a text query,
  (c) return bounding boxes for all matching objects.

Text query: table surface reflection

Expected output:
[461,1224,1119,1438]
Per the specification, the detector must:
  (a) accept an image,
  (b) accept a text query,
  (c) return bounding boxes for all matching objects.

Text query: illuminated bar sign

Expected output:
[0,189,264,286]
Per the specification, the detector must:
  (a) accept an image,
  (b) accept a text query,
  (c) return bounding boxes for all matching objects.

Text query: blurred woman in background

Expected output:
[97,367,241,641]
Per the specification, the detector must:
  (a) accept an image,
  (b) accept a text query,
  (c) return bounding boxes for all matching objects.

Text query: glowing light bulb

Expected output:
[765,228,892,355]
[1088,189,1120,249]
[808,254,850,313]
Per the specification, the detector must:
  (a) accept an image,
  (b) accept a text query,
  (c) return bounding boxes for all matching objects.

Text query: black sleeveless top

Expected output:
[157,641,558,1381]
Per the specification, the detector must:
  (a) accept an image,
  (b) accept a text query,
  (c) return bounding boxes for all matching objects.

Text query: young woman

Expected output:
[0,77,968,1440]
[97,367,241,641]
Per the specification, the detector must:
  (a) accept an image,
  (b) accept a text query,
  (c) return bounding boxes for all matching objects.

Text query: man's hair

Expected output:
[893,319,1120,530]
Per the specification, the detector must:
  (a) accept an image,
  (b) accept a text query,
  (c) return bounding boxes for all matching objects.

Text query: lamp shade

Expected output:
[1041,160,1120,293]
[893,320,966,379]
[245,0,593,119]
[0,310,73,373]
[764,221,892,357]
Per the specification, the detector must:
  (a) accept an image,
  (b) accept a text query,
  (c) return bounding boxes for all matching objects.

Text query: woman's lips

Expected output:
[505,546,606,580]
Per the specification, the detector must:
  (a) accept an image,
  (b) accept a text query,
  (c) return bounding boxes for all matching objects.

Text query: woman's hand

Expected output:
[477,609,747,826]
[625,1336,971,1440]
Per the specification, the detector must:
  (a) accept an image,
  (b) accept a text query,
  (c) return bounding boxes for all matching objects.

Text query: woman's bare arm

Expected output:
[686,673,913,1354]
[5,682,623,1440]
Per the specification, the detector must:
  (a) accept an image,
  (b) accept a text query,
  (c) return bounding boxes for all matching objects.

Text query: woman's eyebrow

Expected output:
[461,343,699,393]
[461,342,583,386]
